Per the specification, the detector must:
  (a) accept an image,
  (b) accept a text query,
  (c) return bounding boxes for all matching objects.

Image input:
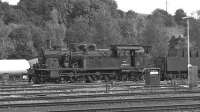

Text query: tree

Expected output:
[126,10,137,18]
[70,0,91,18]
[65,16,95,44]
[188,19,200,48]
[196,10,200,19]
[18,0,52,26]
[30,25,47,51]
[151,9,175,27]
[142,17,169,57]
[118,19,138,44]
[168,35,186,49]
[45,8,66,49]
[8,26,36,59]
[0,19,14,58]
[174,9,186,26]
[0,2,27,24]
[0,0,191,59]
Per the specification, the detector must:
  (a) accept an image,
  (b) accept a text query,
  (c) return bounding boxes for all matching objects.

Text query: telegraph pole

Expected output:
[166,0,168,12]
[183,16,192,87]
[183,17,192,71]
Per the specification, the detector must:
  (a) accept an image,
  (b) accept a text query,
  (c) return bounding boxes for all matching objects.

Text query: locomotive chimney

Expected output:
[46,40,52,49]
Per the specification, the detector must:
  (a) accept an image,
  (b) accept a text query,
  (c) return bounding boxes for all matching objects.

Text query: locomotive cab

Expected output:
[111,45,151,68]
[110,45,152,81]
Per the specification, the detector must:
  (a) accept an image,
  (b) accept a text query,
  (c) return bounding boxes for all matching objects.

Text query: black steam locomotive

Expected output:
[29,40,200,84]
[29,43,153,84]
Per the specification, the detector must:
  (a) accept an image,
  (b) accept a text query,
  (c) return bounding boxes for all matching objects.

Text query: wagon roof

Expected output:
[0,59,30,74]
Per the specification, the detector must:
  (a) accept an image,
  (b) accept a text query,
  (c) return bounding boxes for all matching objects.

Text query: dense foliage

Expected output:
[0,0,199,59]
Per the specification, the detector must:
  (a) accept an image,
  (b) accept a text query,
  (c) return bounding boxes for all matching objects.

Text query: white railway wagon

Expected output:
[0,60,30,81]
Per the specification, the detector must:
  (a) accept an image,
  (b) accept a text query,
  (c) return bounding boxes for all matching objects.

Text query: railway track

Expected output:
[0,85,196,97]
[0,80,185,89]
[0,81,198,100]
[1,89,200,101]
[1,94,200,112]
[0,85,185,92]
[49,103,200,112]
[0,81,188,94]
[0,85,188,93]
[0,82,200,112]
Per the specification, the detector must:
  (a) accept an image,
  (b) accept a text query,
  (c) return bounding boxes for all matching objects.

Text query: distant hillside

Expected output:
[0,0,199,59]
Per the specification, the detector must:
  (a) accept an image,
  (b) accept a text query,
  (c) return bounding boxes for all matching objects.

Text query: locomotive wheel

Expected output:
[94,75,101,82]
[55,78,61,83]
[129,72,135,81]
[64,77,70,83]
[109,73,115,81]
[121,73,128,81]
[32,77,40,84]
[104,75,109,82]
[40,77,46,83]
[115,73,121,81]
[85,75,93,83]
[69,76,75,83]
[91,75,97,82]
[78,76,86,83]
